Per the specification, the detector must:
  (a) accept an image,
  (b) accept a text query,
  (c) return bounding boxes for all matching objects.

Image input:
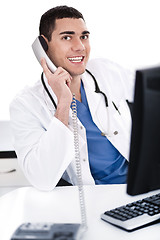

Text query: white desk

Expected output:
[0,184,159,240]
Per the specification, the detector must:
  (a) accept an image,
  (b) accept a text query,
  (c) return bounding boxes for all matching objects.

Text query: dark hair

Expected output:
[39,5,85,41]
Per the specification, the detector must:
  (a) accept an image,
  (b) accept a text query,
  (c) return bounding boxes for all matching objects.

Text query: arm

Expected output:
[10,98,75,191]
[10,60,76,191]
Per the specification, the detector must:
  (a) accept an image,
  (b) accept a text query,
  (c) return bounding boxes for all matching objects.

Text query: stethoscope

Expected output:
[41,69,121,137]
[41,69,109,110]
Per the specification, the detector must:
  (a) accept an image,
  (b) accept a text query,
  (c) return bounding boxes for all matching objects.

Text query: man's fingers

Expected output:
[41,59,72,88]
[41,58,52,77]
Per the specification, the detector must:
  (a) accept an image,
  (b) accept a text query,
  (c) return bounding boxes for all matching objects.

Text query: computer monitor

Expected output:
[127,66,160,196]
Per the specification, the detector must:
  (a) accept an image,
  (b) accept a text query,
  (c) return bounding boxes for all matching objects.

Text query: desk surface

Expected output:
[0,184,159,240]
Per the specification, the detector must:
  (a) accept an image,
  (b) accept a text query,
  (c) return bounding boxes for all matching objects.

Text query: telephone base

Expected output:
[11,222,84,240]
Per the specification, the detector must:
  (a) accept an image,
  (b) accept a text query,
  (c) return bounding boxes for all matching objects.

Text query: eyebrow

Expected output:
[59,30,90,35]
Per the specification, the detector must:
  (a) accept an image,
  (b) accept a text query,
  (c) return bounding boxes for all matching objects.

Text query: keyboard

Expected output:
[101,192,160,231]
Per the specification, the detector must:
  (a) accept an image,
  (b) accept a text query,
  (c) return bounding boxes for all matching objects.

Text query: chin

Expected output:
[70,66,86,76]
[71,70,85,77]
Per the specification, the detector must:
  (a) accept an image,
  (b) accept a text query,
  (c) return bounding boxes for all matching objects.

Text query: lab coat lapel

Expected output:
[81,71,100,115]
[82,71,109,134]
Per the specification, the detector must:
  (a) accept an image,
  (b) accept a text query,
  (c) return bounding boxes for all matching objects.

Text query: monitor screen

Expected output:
[127,66,160,196]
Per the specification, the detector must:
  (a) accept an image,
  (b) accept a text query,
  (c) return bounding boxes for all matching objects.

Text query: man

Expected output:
[10,6,134,191]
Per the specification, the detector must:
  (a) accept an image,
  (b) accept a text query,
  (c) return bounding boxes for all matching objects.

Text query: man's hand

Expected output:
[41,58,73,105]
[41,58,72,126]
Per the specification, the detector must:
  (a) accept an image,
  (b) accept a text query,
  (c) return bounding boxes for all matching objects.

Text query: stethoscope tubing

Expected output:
[41,69,109,109]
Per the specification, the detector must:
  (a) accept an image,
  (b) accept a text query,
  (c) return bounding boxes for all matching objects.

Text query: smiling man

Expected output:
[45,19,90,73]
[10,6,134,190]
[40,14,91,124]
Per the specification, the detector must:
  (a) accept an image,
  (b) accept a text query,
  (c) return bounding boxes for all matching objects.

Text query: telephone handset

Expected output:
[32,36,57,73]
[10,38,87,239]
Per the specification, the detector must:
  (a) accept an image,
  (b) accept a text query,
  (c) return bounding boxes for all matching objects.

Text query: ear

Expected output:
[39,35,48,52]
[41,35,49,44]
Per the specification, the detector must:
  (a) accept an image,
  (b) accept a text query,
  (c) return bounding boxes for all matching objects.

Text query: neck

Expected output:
[70,75,82,102]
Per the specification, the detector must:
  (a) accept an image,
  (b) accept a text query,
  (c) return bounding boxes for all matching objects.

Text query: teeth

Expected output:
[68,57,83,62]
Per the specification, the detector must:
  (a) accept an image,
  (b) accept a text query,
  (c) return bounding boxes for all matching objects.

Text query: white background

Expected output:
[0,0,160,120]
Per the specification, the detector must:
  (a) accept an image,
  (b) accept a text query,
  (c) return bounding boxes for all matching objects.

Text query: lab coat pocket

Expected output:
[113,100,132,136]
[109,100,132,159]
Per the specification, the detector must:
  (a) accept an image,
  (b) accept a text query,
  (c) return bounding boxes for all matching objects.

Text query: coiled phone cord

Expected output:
[71,94,88,231]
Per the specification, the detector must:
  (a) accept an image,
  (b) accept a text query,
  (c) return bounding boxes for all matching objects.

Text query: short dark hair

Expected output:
[39,5,85,41]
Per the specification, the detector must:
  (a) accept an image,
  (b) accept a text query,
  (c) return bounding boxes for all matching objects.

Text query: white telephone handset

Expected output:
[32,36,57,73]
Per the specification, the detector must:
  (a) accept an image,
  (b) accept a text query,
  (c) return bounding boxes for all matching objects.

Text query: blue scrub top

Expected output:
[75,81,128,184]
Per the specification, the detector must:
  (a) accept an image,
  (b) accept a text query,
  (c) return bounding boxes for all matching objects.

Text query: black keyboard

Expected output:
[101,192,160,231]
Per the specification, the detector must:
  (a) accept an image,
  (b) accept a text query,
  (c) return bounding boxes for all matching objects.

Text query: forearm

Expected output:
[54,102,71,126]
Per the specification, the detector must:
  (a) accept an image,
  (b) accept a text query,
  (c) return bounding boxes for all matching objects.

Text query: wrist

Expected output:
[55,101,71,126]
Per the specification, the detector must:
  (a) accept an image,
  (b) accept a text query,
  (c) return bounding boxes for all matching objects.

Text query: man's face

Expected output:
[46,18,91,77]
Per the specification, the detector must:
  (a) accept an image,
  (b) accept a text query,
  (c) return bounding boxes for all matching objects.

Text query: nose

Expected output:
[71,38,85,52]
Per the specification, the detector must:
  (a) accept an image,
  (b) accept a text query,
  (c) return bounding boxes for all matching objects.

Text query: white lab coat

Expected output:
[10,58,135,191]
